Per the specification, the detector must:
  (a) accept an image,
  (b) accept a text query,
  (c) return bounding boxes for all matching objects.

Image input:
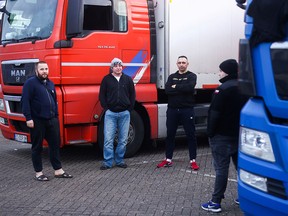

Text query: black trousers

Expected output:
[30,118,62,172]
[165,107,197,160]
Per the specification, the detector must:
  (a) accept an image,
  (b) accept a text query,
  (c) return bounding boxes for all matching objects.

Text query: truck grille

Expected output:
[3,95,28,133]
[267,178,288,200]
[11,120,29,133]
[1,59,37,86]
[7,100,22,114]
[3,95,23,115]
[271,47,288,100]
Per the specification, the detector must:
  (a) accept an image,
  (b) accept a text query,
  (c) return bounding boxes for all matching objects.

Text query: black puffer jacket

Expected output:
[247,0,288,47]
[207,74,247,138]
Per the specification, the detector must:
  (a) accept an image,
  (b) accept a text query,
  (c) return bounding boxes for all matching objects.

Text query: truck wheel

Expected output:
[98,110,144,158]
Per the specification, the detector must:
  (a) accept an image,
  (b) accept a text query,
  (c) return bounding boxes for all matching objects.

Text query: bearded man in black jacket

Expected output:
[201,59,247,213]
[22,61,72,181]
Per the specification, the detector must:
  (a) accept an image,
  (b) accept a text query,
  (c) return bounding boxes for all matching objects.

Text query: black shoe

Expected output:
[100,165,111,170]
[34,174,49,181]
[54,172,73,178]
[116,163,128,168]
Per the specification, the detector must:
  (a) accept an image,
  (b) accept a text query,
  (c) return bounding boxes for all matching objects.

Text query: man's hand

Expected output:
[26,120,34,128]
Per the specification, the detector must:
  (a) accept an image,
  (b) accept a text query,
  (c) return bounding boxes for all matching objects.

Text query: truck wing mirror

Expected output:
[236,0,246,10]
[0,5,15,24]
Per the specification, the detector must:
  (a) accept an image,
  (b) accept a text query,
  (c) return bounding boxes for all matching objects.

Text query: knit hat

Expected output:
[219,59,238,75]
[110,58,123,67]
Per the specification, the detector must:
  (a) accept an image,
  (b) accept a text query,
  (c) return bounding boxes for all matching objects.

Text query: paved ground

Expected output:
[0,133,243,216]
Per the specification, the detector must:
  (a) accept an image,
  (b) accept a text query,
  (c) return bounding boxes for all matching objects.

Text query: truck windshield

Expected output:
[1,0,57,44]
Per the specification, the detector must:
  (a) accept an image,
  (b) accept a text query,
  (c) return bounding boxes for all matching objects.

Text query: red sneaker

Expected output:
[191,161,199,170]
[157,160,173,168]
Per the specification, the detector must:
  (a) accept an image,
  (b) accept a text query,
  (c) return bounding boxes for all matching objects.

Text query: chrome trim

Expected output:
[4,95,21,102]
[3,95,24,117]
[68,140,89,144]
[61,62,148,67]
[2,59,39,65]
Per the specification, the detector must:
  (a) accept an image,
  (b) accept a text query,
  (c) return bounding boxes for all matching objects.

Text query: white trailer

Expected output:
[154,0,245,137]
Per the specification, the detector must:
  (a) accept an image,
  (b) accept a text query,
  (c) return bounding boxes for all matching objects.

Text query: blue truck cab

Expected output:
[237,0,288,215]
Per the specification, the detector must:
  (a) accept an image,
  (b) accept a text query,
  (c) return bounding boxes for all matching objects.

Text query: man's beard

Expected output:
[37,74,48,81]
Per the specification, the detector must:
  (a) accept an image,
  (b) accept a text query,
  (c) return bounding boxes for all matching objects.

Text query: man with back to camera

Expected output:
[201,59,248,213]
[21,61,72,181]
[157,55,199,170]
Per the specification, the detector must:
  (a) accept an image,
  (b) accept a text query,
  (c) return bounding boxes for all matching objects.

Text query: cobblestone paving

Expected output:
[0,133,243,216]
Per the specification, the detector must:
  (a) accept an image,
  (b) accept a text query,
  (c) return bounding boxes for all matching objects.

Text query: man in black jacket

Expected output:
[157,56,199,170]
[99,58,135,170]
[201,59,247,213]
[21,61,72,181]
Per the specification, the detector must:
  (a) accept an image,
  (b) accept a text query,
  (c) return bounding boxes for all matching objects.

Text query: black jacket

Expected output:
[165,71,197,108]
[247,0,288,47]
[207,74,247,138]
[99,73,135,112]
[21,76,58,121]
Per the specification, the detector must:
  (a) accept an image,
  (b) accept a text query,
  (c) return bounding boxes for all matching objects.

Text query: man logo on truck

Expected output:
[11,69,25,76]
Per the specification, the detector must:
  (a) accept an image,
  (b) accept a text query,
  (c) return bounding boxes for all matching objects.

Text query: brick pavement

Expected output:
[0,133,243,216]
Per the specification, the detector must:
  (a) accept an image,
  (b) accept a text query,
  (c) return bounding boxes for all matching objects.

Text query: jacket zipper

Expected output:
[45,88,53,118]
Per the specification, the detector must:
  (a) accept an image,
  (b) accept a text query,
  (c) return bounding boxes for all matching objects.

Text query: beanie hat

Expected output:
[219,59,238,75]
[110,58,123,67]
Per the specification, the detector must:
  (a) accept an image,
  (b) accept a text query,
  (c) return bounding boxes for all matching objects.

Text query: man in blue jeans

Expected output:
[99,58,135,170]
[201,59,248,213]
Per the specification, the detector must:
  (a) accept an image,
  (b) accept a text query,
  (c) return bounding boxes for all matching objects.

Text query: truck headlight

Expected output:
[239,127,275,162]
[239,169,267,192]
[0,99,4,111]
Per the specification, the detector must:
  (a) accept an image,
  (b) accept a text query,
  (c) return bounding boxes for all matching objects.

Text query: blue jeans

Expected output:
[209,135,238,204]
[103,110,130,167]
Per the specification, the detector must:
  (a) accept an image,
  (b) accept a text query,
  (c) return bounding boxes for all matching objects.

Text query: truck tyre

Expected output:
[98,110,144,158]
